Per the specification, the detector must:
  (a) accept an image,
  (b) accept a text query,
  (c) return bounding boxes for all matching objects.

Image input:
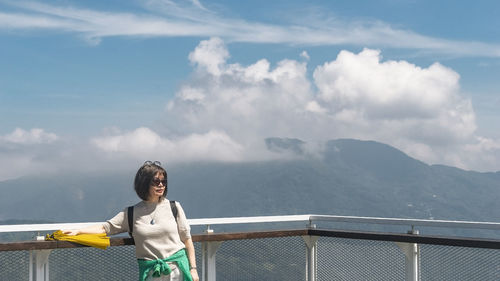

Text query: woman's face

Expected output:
[147,172,166,201]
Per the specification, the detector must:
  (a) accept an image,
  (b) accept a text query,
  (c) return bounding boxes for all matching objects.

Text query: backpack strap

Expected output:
[127,201,178,237]
[127,206,134,237]
[170,200,178,224]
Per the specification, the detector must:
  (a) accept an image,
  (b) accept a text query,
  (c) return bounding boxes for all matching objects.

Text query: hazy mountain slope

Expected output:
[0,171,137,222]
[0,139,498,225]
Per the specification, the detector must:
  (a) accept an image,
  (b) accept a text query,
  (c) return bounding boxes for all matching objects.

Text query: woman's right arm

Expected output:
[62,224,106,235]
[63,208,127,236]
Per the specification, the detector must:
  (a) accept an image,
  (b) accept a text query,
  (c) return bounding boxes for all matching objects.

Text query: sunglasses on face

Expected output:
[151,178,167,186]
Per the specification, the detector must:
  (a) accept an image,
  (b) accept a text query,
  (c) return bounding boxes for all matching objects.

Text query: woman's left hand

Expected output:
[61,229,80,235]
[190,268,199,281]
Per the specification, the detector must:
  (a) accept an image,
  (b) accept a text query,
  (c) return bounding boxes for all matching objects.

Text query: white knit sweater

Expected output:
[103,198,191,260]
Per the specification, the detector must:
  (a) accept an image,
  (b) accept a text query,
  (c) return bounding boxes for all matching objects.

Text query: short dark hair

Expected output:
[134,161,168,201]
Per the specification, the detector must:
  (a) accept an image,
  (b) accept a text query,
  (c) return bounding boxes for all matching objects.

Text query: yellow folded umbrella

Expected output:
[46,230,110,250]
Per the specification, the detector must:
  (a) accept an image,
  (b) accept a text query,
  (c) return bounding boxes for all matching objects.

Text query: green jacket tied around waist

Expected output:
[137,248,192,281]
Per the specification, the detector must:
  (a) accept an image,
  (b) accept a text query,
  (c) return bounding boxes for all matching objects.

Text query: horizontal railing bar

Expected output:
[1,214,499,233]
[310,229,500,250]
[0,229,309,251]
[2,228,499,252]
[0,222,104,233]
[191,229,310,242]
[0,215,312,233]
[188,214,311,226]
[309,215,500,230]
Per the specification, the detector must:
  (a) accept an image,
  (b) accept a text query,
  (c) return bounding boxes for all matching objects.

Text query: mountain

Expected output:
[1,139,499,230]
[171,139,500,223]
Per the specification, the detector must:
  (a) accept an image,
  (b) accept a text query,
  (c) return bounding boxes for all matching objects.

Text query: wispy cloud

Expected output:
[1,0,500,57]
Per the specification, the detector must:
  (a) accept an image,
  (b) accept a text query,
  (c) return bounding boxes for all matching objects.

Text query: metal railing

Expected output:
[1,214,500,281]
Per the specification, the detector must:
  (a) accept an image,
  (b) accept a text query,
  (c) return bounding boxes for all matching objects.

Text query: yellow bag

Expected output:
[46,230,110,250]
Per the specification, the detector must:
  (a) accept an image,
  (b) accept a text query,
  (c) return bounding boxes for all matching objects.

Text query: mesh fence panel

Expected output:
[49,245,137,281]
[1,237,500,280]
[420,244,500,281]
[0,250,29,281]
[317,237,405,281]
[215,236,306,281]
[194,242,202,275]
[0,242,201,281]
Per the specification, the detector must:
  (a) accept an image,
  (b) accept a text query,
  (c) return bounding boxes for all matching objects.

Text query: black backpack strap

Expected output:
[170,200,178,224]
[127,206,134,237]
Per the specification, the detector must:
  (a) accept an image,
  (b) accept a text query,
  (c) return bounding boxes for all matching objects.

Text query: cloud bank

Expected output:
[1,0,500,57]
[91,127,244,162]
[1,38,500,180]
[92,38,500,172]
[0,128,60,180]
[0,128,58,144]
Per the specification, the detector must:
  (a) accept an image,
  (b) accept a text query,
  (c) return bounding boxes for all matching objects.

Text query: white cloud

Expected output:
[163,38,500,171]
[177,86,206,102]
[0,128,60,180]
[0,128,138,181]
[1,1,500,57]
[0,11,76,29]
[0,128,58,144]
[306,101,326,114]
[91,127,245,162]
[300,51,310,60]
[188,37,229,76]
[91,127,166,155]
[313,48,476,144]
[168,37,314,141]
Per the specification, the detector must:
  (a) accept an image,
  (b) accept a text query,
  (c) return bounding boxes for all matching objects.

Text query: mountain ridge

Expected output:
[0,138,498,228]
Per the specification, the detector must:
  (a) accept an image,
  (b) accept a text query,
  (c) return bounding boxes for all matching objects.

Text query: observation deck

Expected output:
[1,214,499,280]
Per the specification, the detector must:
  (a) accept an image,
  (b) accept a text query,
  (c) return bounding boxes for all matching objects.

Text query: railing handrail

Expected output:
[2,228,500,252]
[1,214,500,233]
[309,215,500,230]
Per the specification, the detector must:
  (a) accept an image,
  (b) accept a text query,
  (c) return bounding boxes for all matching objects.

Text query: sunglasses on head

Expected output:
[151,178,167,186]
[144,161,162,166]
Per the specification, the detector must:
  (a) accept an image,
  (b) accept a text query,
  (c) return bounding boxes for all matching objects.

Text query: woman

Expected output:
[63,161,199,281]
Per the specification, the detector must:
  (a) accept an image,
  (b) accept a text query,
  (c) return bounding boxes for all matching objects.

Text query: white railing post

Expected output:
[29,249,52,281]
[302,235,318,281]
[396,227,420,281]
[201,226,222,281]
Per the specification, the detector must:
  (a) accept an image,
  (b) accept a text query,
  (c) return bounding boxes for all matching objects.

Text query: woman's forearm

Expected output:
[183,237,199,281]
[184,237,197,267]
[62,224,106,235]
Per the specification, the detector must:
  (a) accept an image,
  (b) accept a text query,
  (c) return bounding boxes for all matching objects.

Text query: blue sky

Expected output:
[1,0,500,179]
